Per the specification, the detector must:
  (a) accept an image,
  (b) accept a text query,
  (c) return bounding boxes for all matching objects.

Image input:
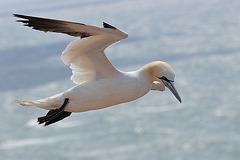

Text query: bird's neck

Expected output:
[136,63,156,83]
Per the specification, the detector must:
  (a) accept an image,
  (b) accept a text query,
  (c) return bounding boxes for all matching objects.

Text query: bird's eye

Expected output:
[161,76,168,81]
[158,76,174,82]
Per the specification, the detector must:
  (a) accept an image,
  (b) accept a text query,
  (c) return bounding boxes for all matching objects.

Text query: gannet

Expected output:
[13,14,181,126]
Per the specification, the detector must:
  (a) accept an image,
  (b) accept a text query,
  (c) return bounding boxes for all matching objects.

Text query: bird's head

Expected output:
[144,61,182,103]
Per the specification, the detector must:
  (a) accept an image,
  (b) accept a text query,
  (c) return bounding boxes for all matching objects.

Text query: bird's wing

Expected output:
[14,14,128,84]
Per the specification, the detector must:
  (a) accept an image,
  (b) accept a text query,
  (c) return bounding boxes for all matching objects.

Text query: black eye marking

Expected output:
[157,76,174,83]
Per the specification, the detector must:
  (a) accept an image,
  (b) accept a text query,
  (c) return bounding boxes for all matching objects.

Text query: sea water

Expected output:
[1,0,240,159]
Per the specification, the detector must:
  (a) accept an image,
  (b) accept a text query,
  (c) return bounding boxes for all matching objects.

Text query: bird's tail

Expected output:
[14,96,64,110]
[14,100,35,106]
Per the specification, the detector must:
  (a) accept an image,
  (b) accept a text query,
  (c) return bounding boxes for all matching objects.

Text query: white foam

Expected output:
[24,119,43,129]
[139,105,186,113]
[1,137,57,150]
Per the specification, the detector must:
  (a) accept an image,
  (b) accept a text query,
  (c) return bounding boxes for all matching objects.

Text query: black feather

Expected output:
[103,22,117,30]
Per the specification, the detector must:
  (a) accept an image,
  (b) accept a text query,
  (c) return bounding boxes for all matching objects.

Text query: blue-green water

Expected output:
[1,0,240,159]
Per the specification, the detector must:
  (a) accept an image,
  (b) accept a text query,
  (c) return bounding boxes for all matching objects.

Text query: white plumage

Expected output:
[13,14,181,126]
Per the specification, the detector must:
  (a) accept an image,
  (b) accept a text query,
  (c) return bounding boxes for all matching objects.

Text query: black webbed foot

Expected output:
[37,98,72,126]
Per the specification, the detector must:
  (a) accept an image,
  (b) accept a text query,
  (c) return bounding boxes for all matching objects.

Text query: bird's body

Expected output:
[29,70,151,113]
[13,14,181,126]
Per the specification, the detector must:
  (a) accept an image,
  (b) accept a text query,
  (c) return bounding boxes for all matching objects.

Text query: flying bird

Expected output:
[13,14,181,126]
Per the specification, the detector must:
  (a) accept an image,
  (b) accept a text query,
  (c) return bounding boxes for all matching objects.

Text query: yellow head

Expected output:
[143,61,182,103]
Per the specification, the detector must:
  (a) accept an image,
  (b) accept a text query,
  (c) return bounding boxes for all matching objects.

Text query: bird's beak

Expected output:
[162,80,182,103]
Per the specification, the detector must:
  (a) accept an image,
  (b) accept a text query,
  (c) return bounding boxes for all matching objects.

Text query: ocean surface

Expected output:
[1,0,240,159]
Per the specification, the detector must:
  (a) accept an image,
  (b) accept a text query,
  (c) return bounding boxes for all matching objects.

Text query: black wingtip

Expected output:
[13,14,30,23]
[13,14,26,18]
[13,13,18,17]
[103,22,117,30]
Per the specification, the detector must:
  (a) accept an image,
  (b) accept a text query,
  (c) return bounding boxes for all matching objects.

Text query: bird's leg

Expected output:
[44,111,72,126]
[38,98,71,126]
[48,98,70,120]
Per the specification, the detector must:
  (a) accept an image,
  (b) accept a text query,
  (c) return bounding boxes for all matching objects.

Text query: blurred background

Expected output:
[1,0,240,159]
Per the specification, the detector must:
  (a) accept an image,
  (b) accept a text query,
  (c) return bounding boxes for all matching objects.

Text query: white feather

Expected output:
[14,14,181,116]
[61,34,127,84]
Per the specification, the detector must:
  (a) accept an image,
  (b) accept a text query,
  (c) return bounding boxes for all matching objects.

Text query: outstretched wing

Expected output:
[14,14,128,84]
